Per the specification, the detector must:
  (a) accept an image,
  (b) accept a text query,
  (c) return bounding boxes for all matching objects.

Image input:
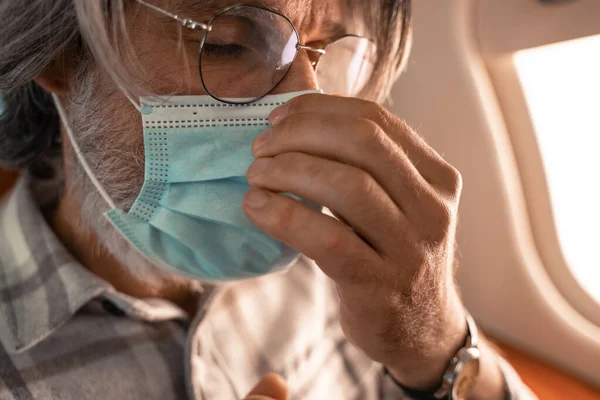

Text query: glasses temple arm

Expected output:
[296,44,326,56]
[135,0,212,31]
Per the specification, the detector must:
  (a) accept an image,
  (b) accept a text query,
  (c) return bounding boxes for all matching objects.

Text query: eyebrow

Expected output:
[321,20,349,40]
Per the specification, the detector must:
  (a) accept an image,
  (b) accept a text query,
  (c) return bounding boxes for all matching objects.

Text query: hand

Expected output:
[243,94,468,390]
[243,374,288,400]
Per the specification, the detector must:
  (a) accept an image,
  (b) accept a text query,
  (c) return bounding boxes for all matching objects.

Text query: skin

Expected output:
[243,374,288,400]
[35,0,506,398]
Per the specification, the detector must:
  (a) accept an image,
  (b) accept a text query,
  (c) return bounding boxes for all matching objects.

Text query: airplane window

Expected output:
[514,34,600,306]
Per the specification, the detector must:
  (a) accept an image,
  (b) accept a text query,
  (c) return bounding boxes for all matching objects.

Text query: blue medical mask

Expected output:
[54,90,322,282]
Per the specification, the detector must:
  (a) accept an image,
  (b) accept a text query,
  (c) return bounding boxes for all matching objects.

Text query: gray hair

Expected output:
[0,0,411,171]
[0,0,75,169]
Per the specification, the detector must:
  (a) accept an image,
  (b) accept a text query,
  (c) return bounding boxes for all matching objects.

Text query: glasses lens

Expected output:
[316,36,377,97]
[200,6,298,103]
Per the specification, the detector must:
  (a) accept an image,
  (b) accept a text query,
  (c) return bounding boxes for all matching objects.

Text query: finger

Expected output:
[270,93,459,193]
[244,397,280,400]
[253,112,433,219]
[242,189,384,284]
[246,152,410,254]
[243,374,287,400]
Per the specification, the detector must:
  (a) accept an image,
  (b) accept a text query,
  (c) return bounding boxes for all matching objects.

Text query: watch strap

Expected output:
[465,312,479,348]
[383,366,441,400]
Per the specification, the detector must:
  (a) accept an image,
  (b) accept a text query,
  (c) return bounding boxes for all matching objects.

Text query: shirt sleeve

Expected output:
[496,357,539,400]
[378,357,538,400]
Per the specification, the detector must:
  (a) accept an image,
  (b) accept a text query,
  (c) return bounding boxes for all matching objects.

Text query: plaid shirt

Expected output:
[0,176,536,400]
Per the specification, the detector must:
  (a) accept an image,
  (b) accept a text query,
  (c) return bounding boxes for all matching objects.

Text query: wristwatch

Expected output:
[433,312,481,399]
[385,312,481,400]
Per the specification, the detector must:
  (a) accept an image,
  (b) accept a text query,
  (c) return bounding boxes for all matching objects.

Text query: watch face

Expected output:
[451,349,481,400]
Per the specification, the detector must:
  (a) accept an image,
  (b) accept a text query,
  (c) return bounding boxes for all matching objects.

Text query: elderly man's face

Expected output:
[68,0,348,200]
[62,0,348,282]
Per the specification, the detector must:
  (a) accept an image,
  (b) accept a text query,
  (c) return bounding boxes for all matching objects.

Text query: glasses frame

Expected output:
[136,0,369,104]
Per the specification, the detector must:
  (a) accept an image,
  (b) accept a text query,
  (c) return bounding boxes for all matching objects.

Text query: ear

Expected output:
[33,53,69,96]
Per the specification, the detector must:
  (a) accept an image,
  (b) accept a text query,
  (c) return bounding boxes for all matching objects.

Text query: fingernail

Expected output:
[244,189,269,209]
[247,158,271,179]
[253,129,271,153]
[269,103,290,125]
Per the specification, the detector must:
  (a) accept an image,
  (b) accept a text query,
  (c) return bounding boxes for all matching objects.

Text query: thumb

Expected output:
[243,373,288,400]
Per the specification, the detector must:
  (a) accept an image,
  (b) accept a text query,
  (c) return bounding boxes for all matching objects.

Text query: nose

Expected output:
[270,50,319,95]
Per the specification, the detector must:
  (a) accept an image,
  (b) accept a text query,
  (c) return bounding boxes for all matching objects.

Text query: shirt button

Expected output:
[102,299,126,317]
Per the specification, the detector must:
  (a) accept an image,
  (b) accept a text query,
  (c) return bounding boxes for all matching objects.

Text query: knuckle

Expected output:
[359,175,376,199]
[286,94,318,115]
[278,112,306,135]
[450,167,463,194]
[271,198,298,231]
[356,170,377,198]
[270,153,293,175]
[284,98,301,116]
[333,167,375,201]
[301,156,326,187]
[324,229,351,253]
[441,163,463,195]
[357,116,382,133]
[365,101,390,125]
[274,152,326,190]
[355,118,387,148]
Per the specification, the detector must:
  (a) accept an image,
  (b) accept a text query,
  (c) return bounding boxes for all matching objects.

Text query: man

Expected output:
[0,0,536,399]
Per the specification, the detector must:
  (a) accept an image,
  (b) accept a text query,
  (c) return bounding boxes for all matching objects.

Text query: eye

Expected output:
[203,43,248,58]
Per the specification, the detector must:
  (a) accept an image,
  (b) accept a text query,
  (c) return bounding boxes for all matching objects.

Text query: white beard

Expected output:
[60,72,193,291]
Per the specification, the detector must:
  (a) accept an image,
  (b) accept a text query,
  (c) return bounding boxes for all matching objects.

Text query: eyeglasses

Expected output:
[136,0,377,104]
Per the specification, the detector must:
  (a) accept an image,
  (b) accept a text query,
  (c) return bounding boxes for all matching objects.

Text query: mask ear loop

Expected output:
[52,94,118,210]
[121,89,143,112]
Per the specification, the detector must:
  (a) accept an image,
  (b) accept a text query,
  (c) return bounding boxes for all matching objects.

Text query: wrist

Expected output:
[386,336,506,400]
[386,304,468,391]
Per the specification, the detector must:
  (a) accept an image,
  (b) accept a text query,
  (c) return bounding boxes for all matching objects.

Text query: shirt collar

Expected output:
[0,176,111,353]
